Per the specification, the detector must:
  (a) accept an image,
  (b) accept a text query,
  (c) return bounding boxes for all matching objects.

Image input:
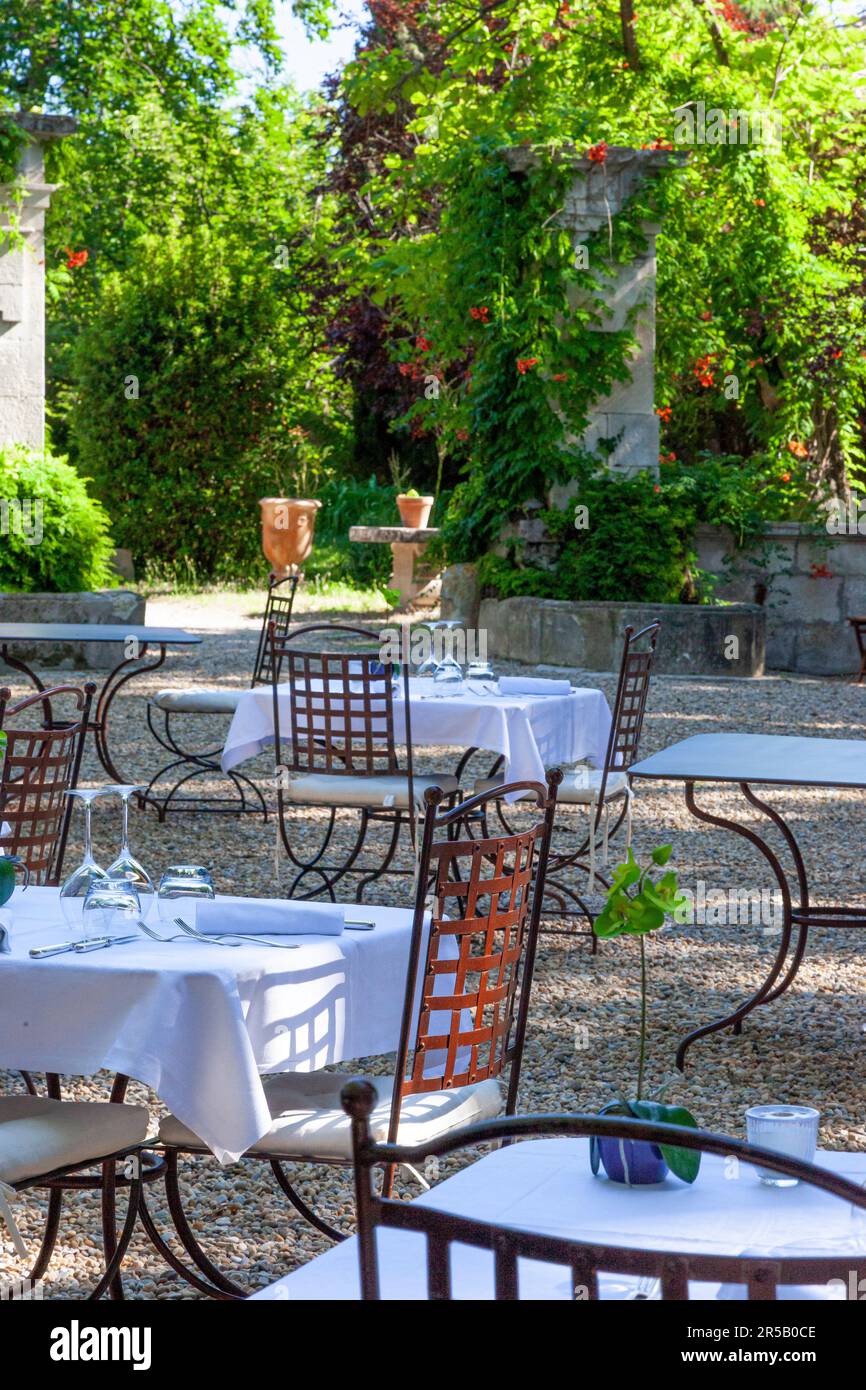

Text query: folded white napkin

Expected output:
[498,676,572,697]
[194,897,345,937]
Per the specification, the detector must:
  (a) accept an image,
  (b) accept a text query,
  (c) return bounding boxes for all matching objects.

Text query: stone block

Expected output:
[478,597,763,676]
[0,589,147,669]
[440,564,481,628]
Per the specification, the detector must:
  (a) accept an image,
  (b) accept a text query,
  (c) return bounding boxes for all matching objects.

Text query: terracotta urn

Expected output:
[396,493,434,529]
[259,498,322,575]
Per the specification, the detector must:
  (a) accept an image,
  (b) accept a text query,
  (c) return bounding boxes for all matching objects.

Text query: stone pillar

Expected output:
[504,145,686,491]
[0,114,76,451]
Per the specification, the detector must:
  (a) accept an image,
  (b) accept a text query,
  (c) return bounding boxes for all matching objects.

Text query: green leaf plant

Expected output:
[591,844,700,1183]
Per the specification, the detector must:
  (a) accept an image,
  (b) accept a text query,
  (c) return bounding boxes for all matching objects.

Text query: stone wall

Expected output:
[695,522,865,675]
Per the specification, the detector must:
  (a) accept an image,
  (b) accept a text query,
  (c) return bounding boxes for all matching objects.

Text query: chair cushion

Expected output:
[158,1070,503,1162]
[284,772,458,809]
[473,769,628,805]
[0,1096,149,1187]
[151,688,244,714]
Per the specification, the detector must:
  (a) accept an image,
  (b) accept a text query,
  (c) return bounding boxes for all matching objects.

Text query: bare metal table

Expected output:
[629,732,866,1068]
[0,622,201,784]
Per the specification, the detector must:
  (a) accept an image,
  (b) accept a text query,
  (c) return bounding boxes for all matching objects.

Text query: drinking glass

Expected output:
[105,784,154,915]
[157,866,215,928]
[59,789,111,934]
[414,621,441,680]
[466,657,498,692]
[746,1104,820,1187]
[82,880,141,941]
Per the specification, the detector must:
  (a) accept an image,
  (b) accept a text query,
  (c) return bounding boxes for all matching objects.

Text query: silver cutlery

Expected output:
[626,1276,660,1300]
[30,933,138,959]
[173,917,298,949]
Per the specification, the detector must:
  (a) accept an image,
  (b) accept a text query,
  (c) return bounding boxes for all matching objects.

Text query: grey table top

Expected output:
[630,732,866,790]
[0,623,201,645]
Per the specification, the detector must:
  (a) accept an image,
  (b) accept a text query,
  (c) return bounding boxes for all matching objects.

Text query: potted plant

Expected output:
[590,844,701,1187]
[396,487,434,529]
[259,427,325,575]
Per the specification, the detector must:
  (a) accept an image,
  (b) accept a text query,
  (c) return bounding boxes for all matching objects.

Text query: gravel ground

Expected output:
[2,587,865,1299]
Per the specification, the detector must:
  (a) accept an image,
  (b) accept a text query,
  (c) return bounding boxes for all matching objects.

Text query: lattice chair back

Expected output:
[0,683,95,884]
[387,771,562,1136]
[342,1096,866,1301]
[268,622,407,779]
[601,621,660,784]
[251,573,300,687]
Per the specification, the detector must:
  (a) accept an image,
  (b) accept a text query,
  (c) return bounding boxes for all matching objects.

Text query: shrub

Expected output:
[69,228,351,583]
[0,445,116,592]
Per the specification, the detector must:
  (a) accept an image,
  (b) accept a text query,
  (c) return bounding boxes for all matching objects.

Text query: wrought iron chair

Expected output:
[0,681,95,885]
[342,1096,866,1300]
[471,622,660,945]
[143,572,299,820]
[146,771,561,1299]
[0,1091,150,1300]
[269,621,460,901]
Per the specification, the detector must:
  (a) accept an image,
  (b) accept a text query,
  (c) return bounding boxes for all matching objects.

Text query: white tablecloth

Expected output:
[252,1138,866,1300]
[221,679,612,790]
[0,887,419,1164]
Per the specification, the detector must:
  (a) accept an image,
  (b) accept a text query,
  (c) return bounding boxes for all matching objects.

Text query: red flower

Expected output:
[780,472,791,483]
[551,372,568,382]
[586,141,608,164]
[656,406,672,422]
[831,348,843,360]
[455,428,469,441]
[787,439,808,458]
[398,362,421,380]
[643,139,673,151]
[470,305,490,322]
[809,562,833,579]
[754,198,766,207]
[415,335,430,352]
[516,357,539,374]
[700,310,712,321]
[65,248,89,270]
[653,484,661,493]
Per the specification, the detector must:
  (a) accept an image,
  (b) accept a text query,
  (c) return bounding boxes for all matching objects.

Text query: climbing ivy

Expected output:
[366,139,680,561]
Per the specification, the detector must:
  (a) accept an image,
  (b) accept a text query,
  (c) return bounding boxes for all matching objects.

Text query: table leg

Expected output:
[92,642,167,784]
[676,780,796,1070]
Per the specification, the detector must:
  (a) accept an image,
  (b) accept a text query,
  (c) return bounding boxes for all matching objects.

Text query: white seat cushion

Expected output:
[284,772,458,809]
[151,688,245,714]
[158,1070,503,1162]
[473,769,628,804]
[0,1096,149,1186]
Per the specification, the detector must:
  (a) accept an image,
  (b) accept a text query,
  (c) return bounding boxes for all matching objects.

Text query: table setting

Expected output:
[253,1135,866,1302]
[221,647,612,793]
[0,784,425,1162]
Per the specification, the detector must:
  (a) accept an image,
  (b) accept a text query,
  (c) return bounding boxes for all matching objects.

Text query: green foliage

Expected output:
[477,451,827,604]
[70,227,350,582]
[337,0,866,553]
[0,446,115,592]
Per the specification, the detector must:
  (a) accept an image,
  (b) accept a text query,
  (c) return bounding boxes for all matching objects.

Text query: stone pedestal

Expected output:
[348,525,441,610]
[0,114,76,451]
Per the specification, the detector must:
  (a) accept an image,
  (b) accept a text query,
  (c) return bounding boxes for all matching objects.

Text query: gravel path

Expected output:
[2,589,865,1299]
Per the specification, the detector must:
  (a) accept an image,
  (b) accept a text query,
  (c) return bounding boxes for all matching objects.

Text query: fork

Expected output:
[173,917,298,949]
[135,919,194,944]
[627,1275,660,1300]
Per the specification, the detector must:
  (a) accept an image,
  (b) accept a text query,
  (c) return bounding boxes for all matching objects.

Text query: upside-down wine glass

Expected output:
[59,788,111,934]
[105,784,155,916]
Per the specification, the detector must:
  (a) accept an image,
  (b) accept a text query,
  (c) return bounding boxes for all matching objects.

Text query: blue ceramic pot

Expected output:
[597,1135,668,1186]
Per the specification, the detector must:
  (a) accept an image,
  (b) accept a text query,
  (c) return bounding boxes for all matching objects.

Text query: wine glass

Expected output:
[157,866,215,929]
[82,880,141,941]
[104,784,154,916]
[414,621,441,680]
[59,789,111,934]
[466,657,498,693]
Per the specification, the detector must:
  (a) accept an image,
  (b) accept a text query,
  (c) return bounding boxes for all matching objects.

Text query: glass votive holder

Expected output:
[746,1104,820,1187]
